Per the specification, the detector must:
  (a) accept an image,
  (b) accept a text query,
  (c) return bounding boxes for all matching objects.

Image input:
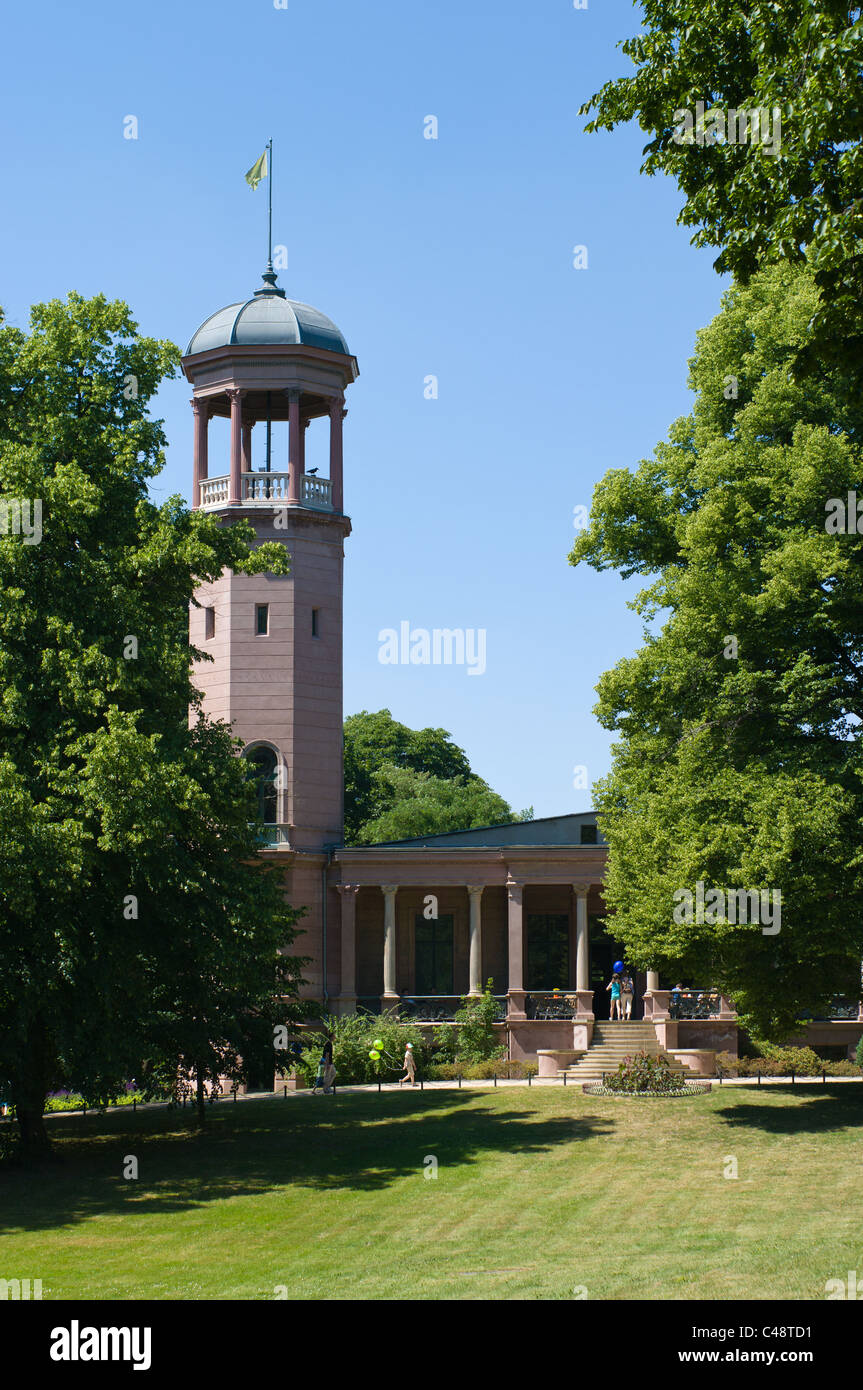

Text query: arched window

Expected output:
[245,746,279,825]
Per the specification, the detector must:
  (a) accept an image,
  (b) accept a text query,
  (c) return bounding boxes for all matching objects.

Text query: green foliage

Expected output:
[716,1049,861,1077]
[604,1051,688,1094]
[580,0,863,377]
[0,293,302,1152]
[297,1013,429,1086]
[423,1059,537,1080]
[570,265,863,1036]
[857,1035,863,1070]
[452,982,506,1063]
[343,709,513,844]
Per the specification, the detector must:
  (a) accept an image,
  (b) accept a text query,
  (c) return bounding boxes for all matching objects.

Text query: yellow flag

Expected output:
[245,150,268,190]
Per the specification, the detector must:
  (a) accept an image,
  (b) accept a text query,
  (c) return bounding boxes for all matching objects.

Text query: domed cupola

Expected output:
[181,268,359,513]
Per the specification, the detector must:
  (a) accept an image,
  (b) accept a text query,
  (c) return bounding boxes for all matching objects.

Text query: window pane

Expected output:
[526,913,570,990]
[246,747,278,824]
[414,913,454,994]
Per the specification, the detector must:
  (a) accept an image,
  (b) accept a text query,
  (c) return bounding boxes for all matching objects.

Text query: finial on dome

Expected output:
[254,260,286,299]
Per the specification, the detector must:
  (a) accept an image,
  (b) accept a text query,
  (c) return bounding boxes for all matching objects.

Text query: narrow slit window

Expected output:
[312,608,320,637]
[256,604,269,636]
[204,606,215,640]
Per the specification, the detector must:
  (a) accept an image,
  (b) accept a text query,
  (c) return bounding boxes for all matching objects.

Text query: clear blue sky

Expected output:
[0,0,728,819]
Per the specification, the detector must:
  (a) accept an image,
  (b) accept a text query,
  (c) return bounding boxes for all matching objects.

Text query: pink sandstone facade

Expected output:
[183,272,863,1077]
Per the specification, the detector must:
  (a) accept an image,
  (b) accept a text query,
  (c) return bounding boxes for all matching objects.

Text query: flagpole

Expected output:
[268,137,273,268]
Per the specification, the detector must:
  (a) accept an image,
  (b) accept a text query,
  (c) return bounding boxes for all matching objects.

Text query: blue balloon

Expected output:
[613,960,624,972]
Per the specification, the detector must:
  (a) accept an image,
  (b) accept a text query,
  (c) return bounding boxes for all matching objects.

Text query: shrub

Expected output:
[298,1013,430,1086]
[604,1051,687,1095]
[857,1035,863,1070]
[452,982,506,1063]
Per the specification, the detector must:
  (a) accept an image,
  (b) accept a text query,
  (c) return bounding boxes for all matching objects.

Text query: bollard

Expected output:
[133,1099,136,1113]
[791,1070,794,1087]
[563,1071,567,1087]
[822,1069,826,1085]
[420,1078,423,1091]
[493,1072,497,1088]
[458,1075,462,1089]
[757,1070,761,1086]
[528,1072,531,1087]
[283,1085,287,1098]
[378,1078,381,1093]
[233,1090,237,1103]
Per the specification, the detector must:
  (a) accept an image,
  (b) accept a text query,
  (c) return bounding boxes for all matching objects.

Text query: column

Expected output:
[227,388,245,505]
[573,885,594,1021]
[191,397,209,507]
[328,394,345,512]
[241,418,253,473]
[506,878,526,1019]
[381,884,399,1008]
[336,884,359,1014]
[467,885,483,995]
[287,390,302,503]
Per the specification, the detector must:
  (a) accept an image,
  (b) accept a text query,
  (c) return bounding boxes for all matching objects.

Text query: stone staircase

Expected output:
[559,1021,697,1083]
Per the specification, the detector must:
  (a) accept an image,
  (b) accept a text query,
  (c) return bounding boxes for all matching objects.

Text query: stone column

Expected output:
[241,418,253,473]
[329,394,346,512]
[506,878,526,1019]
[573,885,594,1021]
[191,397,209,507]
[336,884,359,1014]
[227,388,245,505]
[381,884,399,1009]
[467,885,484,995]
[287,390,302,503]
[643,970,660,1020]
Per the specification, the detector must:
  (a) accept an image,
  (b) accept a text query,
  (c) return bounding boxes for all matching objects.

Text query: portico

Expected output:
[330,814,611,1033]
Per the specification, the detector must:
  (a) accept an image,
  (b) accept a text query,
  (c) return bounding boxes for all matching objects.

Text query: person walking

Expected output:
[312,1039,336,1095]
[620,971,635,1020]
[398,1043,417,1087]
[606,972,623,1021]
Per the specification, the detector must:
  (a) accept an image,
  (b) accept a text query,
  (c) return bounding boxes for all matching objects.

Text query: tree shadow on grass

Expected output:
[0,1091,614,1235]
[715,1086,863,1135]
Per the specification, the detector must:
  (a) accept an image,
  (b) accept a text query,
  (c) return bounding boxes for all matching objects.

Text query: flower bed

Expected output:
[583,1080,712,1097]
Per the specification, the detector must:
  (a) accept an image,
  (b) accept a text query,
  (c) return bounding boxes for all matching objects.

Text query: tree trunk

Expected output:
[14,1103,51,1158]
[195,1065,206,1126]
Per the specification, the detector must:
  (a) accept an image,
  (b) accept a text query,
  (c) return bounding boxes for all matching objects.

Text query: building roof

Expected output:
[185,270,350,357]
[359,812,605,850]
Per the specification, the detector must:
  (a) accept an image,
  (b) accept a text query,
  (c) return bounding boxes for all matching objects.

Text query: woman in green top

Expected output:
[606,972,623,1021]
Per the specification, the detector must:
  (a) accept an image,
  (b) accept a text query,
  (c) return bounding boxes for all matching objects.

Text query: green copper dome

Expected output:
[185,270,350,357]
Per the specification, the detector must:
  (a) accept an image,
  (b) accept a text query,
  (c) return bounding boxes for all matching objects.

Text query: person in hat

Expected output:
[398,1043,417,1087]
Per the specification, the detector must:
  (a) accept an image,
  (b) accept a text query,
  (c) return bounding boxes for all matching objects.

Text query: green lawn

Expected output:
[2,1086,862,1300]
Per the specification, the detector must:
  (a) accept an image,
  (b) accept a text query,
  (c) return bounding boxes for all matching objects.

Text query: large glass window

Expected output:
[414,914,454,994]
[246,746,278,825]
[526,913,570,990]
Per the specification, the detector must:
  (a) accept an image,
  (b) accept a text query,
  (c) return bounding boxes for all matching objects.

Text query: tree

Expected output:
[581,0,863,377]
[351,763,515,845]
[570,264,863,1036]
[0,293,302,1152]
[343,709,514,843]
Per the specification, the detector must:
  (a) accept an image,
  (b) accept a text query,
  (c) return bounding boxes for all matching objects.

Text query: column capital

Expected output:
[327,392,345,415]
[226,386,246,402]
[381,883,399,896]
[466,884,484,896]
[190,395,212,417]
[337,883,360,896]
[285,387,301,403]
[572,883,591,898]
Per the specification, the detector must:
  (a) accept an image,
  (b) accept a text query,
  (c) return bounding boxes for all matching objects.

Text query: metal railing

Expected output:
[249,823,291,848]
[671,989,721,1019]
[525,992,578,1020]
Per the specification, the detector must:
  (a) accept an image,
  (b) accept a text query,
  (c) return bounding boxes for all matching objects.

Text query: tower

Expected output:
[182,269,358,1000]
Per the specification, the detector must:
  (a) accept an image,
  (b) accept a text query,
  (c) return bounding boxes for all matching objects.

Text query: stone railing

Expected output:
[199,472,332,510]
[300,474,333,509]
[249,823,291,848]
